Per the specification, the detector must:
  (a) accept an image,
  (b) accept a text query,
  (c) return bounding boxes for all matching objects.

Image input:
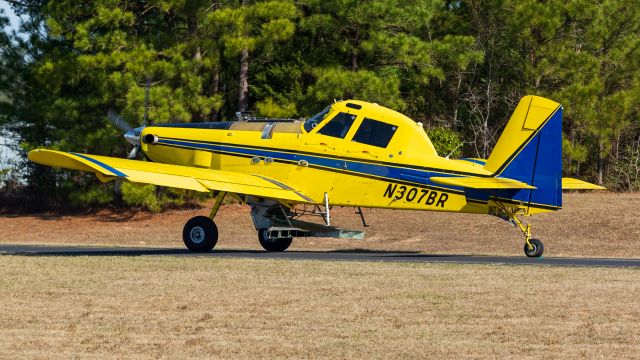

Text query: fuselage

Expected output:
[138,100,524,214]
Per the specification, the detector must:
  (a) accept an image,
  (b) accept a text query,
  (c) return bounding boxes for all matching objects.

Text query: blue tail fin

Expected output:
[485,96,563,211]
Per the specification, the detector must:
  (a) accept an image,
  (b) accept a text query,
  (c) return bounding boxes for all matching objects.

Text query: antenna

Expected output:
[445,141,465,159]
[142,77,150,126]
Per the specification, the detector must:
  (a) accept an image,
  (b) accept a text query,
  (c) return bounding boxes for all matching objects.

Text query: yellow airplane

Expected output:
[29,95,604,257]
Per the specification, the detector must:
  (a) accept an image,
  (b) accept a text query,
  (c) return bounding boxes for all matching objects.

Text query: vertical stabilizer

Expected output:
[484,95,563,210]
[484,96,560,174]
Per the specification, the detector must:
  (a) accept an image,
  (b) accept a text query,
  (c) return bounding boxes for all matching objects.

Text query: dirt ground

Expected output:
[1,192,639,258]
[0,256,638,359]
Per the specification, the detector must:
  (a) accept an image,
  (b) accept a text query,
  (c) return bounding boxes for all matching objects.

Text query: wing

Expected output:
[429,176,536,189]
[28,149,315,203]
[562,177,606,190]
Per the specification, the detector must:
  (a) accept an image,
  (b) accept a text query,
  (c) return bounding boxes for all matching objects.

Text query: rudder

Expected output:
[484,96,563,211]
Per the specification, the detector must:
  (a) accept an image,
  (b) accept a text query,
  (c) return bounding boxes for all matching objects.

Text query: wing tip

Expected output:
[27,149,125,177]
[562,177,607,190]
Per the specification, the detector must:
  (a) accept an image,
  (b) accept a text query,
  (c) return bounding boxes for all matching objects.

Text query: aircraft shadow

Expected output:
[3,245,639,267]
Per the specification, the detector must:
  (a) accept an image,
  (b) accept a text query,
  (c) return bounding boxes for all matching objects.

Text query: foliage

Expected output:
[428,127,463,158]
[68,183,116,207]
[255,98,297,118]
[607,143,640,192]
[120,181,208,212]
[120,182,162,213]
[0,0,639,210]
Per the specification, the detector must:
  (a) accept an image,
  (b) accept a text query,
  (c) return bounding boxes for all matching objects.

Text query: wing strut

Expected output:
[209,192,227,219]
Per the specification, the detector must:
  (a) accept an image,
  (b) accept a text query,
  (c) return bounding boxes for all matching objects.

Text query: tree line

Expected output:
[1,0,639,209]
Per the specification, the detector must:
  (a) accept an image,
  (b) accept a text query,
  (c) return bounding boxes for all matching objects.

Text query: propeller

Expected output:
[107,108,140,159]
[107,78,152,159]
[127,146,140,159]
[107,109,134,132]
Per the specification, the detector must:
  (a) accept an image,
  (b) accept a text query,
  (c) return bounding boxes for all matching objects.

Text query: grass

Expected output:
[1,192,636,358]
[0,256,638,359]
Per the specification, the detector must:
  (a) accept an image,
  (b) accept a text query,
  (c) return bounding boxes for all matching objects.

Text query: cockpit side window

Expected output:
[303,106,332,133]
[317,112,357,139]
[352,118,398,148]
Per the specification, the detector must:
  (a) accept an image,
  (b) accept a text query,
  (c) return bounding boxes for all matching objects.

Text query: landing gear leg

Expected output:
[208,191,227,220]
[493,203,544,258]
[182,192,226,252]
[509,214,544,258]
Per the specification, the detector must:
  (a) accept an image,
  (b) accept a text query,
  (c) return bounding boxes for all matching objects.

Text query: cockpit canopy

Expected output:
[303,100,437,156]
[303,106,331,133]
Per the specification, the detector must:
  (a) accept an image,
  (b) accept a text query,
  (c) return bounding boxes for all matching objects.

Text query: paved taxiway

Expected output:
[1,244,639,267]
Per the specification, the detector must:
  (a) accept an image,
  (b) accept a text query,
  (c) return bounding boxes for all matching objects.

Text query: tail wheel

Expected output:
[524,238,544,258]
[258,229,293,252]
[183,216,218,252]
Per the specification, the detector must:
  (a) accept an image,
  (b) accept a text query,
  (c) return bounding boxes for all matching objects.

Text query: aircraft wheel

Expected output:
[524,238,544,258]
[258,229,293,252]
[183,216,218,252]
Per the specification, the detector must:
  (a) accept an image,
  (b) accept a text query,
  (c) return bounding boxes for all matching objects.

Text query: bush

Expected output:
[427,127,463,158]
[606,145,640,191]
[0,167,17,192]
[255,98,297,118]
[120,181,209,212]
[68,183,116,207]
[120,182,162,212]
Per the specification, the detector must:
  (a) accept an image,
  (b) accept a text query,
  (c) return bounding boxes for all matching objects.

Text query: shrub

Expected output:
[427,127,463,158]
[120,182,161,212]
[120,182,209,212]
[68,183,116,207]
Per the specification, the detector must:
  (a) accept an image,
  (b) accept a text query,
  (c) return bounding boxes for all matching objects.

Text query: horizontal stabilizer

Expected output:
[430,176,536,189]
[562,178,606,190]
[28,149,315,203]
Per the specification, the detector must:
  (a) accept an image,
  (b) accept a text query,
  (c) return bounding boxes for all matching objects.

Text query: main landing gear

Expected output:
[248,196,364,252]
[181,192,363,253]
[258,228,293,252]
[250,199,297,252]
[180,192,298,253]
[183,216,218,252]
[182,191,225,253]
[491,202,544,258]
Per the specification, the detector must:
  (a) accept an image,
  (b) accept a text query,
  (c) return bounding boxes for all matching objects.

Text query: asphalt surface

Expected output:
[1,244,639,268]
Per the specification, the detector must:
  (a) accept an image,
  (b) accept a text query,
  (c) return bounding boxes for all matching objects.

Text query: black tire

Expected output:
[258,229,293,252]
[183,216,218,252]
[524,238,544,258]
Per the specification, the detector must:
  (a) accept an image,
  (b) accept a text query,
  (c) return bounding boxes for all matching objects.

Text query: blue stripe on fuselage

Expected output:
[155,137,561,210]
[156,138,466,194]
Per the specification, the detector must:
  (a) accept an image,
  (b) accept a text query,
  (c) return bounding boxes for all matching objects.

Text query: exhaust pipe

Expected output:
[143,134,159,144]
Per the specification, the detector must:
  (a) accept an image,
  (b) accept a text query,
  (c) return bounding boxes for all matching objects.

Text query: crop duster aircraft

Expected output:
[29,95,604,257]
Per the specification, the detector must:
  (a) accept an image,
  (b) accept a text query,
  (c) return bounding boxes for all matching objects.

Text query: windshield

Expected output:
[303,106,332,133]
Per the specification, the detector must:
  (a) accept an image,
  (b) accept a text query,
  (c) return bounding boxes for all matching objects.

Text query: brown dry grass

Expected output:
[1,192,639,257]
[0,256,638,359]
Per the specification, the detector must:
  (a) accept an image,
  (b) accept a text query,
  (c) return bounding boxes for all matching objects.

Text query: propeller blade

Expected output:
[107,109,134,132]
[127,146,139,159]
